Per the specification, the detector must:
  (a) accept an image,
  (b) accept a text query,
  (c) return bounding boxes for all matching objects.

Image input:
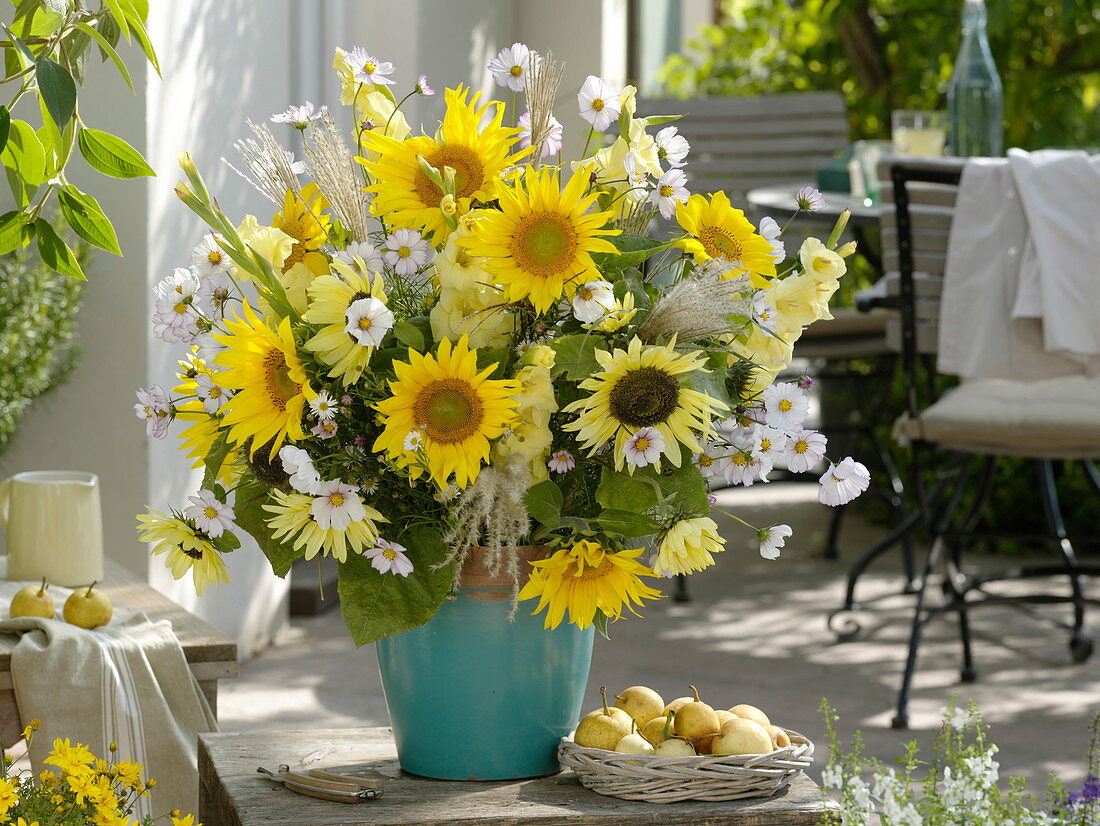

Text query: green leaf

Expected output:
[35,218,85,280]
[102,0,131,42]
[76,22,133,91]
[2,119,46,186]
[232,474,302,576]
[0,107,9,154]
[549,334,601,381]
[35,58,76,129]
[393,319,425,352]
[595,509,662,537]
[524,479,563,529]
[121,12,159,75]
[0,22,36,65]
[593,610,610,640]
[338,524,456,646]
[199,431,233,492]
[687,365,733,411]
[78,127,154,178]
[0,210,28,255]
[211,530,241,554]
[596,467,661,513]
[592,235,670,273]
[58,186,122,255]
[647,448,710,517]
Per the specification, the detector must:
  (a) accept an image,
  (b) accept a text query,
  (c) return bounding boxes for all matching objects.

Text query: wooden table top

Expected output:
[199,728,838,826]
[0,557,238,671]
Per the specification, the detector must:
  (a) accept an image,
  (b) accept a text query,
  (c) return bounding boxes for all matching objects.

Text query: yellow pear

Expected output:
[614,686,665,725]
[672,686,719,741]
[639,715,669,747]
[715,709,738,728]
[766,725,791,749]
[728,703,771,728]
[614,732,655,754]
[10,578,55,619]
[662,696,694,717]
[63,583,113,629]
[574,687,632,750]
[653,737,696,756]
[712,718,773,756]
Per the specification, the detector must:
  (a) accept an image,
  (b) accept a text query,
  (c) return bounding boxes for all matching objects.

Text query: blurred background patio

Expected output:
[1,0,1097,791]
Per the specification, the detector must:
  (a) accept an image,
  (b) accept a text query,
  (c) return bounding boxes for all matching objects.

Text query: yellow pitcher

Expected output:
[0,471,104,587]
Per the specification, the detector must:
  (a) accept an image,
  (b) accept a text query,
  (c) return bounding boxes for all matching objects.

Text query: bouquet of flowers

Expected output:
[134,43,868,644]
[0,720,197,826]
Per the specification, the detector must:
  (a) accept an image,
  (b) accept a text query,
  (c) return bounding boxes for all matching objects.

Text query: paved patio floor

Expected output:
[219,482,1099,795]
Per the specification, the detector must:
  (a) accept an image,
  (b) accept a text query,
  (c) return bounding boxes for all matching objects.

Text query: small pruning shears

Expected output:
[257,764,384,803]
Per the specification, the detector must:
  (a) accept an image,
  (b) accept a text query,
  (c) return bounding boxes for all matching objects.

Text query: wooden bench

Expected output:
[0,556,238,743]
[199,727,838,826]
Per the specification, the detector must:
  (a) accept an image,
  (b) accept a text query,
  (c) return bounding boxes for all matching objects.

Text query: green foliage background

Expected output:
[658,0,1100,150]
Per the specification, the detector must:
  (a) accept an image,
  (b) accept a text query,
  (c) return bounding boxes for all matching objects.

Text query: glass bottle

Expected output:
[947,0,1004,157]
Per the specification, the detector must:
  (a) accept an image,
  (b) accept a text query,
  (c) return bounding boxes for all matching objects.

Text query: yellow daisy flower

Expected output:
[263,490,386,563]
[562,337,727,471]
[303,262,389,383]
[653,516,725,576]
[675,192,778,287]
[45,737,95,773]
[213,301,317,458]
[112,760,144,790]
[517,540,663,630]
[171,814,198,826]
[361,85,527,243]
[137,510,231,595]
[0,777,17,814]
[373,336,520,489]
[457,165,620,313]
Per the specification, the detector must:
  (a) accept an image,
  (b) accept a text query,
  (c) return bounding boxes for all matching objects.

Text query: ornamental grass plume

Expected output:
[303,110,370,241]
[225,119,303,206]
[523,50,564,164]
[636,259,754,344]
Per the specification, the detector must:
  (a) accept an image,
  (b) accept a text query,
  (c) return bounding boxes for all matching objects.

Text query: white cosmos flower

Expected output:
[184,489,236,538]
[571,280,615,323]
[270,101,323,128]
[309,390,340,421]
[191,234,232,277]
[152,268,203,343]
[751,425,786,464]
[649,168,689,220]
[203,274,232,321]
[312,480,366,530]
[517,111,564,159]
[785,429,827,473]
[335,240,385,274]
[655,125,690,168]
[818,457,871,506]
[344,296,394,347]
[693,440,733,482]
[403,429,423,452]
[547,450,575,474]
[795,185,826,212]
[365,539,414,577]
[348,47,395,86]
[488,42,540,93]
[623,426,665,468]
[415,74,435,96]
[578,75,621,132]
[622,153,650,201]
[758,524,792,560]
[284,151,307,176]
[762,381,810,430]
[312,419,338,440]
[383,228,430,276]
[725,451,772,487]
[279,446,321,495]
[195,373,232,415]
[753,293,778,332]
[134,385,172,439]
[758,216,785,263]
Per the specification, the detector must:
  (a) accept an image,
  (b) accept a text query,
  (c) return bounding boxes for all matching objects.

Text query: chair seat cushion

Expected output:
[896,375,1100,458]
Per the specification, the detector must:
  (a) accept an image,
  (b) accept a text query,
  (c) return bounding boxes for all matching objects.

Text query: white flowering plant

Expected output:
[133,42,870,645]
[819,700,1100,826]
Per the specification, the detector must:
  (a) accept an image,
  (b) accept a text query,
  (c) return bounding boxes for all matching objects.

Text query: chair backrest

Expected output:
[876,156,966,356]
[636,91,849,204]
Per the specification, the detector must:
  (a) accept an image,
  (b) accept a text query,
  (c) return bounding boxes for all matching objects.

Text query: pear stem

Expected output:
[662,709,675,741]
[37,577,47,597]
[690,685,701,703]
[86,581,97,598]
[599,686,610,717]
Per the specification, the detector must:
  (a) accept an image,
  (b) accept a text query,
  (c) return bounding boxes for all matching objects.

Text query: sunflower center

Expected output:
[698,226,744,260]
[413,378,485,444]
[577,558,614,581]
[263,349,299,411]
[608,366,681,428]
[414,145,485,207]
[511,212,579,277]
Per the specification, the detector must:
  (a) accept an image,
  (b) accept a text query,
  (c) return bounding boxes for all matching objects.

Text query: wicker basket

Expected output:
[557,730,814,804]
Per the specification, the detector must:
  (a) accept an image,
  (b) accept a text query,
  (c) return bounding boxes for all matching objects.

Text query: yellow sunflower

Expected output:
[137,510,231,595]
[303,261,390,383]
[361,85,527,243]
[517,540,663,630]
[675,192,778,287]
[457,165,620,313]
[212,302,316,458]
[273,184,331,314]
[373,336,520,489]
[563,337,728,471]
[263,490,386,563]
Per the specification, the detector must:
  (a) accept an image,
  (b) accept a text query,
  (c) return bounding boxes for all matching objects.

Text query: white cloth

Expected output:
[938,149,1100,380]
[0,581,217,820]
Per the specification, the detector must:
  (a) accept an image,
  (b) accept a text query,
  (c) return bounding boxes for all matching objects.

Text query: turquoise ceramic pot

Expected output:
[376,582,594,780]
